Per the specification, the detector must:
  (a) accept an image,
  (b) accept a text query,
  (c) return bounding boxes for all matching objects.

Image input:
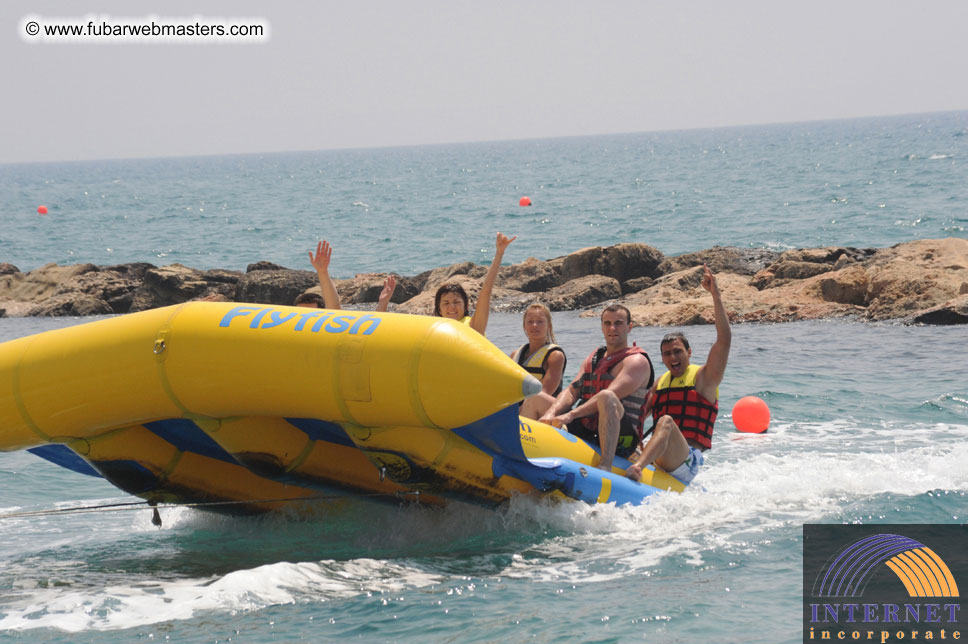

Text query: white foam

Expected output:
[0,557,444,633]
[3,421,965,632]
[485,422,968,585]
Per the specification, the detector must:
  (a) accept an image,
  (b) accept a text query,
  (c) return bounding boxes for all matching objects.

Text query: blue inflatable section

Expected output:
[28,444,102,478]
[453,406,663,506]
[143,419,237,464]
[284,418,356,447]
[453,406,528,461]
[498,456,663,505]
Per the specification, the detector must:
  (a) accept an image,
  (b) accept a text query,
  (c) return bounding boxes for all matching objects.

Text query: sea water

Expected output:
[2,112,966,276]
[1,112,967,643]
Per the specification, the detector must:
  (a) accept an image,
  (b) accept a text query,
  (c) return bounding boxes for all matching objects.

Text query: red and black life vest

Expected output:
[575,344,654,440]
[650,364,718,450]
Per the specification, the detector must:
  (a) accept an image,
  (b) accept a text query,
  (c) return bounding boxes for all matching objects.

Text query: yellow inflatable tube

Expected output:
[0,302,541,451]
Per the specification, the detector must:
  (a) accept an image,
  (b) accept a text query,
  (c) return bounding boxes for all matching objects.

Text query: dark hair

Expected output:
[294,292,325,308]
[601,303,631,325]
[660,331,690,351]
[434,283,469,317]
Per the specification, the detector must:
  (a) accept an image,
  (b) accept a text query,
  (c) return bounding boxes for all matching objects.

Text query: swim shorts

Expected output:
[667,446,704,485]
[572,415,639,458]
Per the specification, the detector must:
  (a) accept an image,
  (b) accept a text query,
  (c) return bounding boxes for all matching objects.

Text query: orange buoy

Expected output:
[519,196,531,207]
[37,205,48,215]
[732,396,770,433]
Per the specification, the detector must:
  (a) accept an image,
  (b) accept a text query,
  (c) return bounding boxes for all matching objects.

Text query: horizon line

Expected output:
[4,107,966,167]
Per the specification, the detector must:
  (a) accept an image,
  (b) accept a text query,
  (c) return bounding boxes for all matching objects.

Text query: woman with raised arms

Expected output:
[432,232,515,336]
[307,232,514,338]
[307,240,396,312]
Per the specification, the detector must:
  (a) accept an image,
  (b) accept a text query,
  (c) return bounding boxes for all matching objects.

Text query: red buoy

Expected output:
[731,396,771,433]
[37,205,48,215]
[519,196,531,207]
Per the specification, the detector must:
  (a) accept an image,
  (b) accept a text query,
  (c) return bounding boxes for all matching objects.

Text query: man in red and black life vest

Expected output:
[626,264,731,486]
[538,304,654,471]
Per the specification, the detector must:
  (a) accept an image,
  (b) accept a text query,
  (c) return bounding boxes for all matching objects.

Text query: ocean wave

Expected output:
[0,558,444,633]
[488,430,968,584]
[921,392,968,418]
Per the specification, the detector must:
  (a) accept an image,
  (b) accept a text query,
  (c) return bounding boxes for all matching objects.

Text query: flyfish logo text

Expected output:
[803,526,966,644]
[218,305,381,335]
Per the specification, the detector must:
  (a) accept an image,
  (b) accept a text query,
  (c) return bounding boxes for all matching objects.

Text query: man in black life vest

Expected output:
[626,264,731,485]
[539,304,654,471]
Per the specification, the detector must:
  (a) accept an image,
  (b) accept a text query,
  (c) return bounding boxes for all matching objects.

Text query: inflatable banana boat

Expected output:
[0,303,683,515]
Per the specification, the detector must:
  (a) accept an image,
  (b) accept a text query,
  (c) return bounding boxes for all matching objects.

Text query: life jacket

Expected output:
[511,343,567,397]
[650,363,718,450]
[458,315,472,326]
[576,344,654,441]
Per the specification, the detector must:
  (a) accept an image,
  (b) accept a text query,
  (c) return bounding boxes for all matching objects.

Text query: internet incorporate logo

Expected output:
[803,525,965,644]
[814,534,959,599]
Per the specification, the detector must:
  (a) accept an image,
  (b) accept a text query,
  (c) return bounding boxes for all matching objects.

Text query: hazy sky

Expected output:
[4,1,968,164]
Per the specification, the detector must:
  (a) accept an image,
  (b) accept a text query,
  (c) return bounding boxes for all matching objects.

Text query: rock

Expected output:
[52,270,142,314]
[748,267,777,290]
[621,276,655,295]
[656,246,780,277]
[26,293,114,317]
[415,262,487,293]
[131,264,242,310]
[338,274,386,304]
[499,257,564,292]
[3,238,965,324]
[234,268,317,306]
[542,275,621,311]
[819,265,870,306]
[912,295,968,325]
[773,261,834,280]
[863,239,968,321]
[391,276,423,303]
[751,260,833,290]
[102,262,156,280]
[0,263,99,303]
[561,243,664,283]
[325,273,419,306]
[778,246,874,265]
[749,247,877,290]
[626,272,862,326]
[246,261,288,272]
[651,266,705,292]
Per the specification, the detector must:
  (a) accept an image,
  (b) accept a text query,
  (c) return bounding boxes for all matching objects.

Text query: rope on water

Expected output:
[0,490,422,522]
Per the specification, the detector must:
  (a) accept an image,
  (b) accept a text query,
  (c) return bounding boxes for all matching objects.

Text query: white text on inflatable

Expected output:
[218,306,381,335]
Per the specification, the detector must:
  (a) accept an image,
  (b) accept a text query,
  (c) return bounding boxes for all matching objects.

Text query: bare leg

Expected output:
[520,392,556,421]
[636,415,690,474]
[596,390,623,471]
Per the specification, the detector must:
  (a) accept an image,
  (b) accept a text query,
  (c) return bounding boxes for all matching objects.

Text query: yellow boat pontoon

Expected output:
[0,302,683,515]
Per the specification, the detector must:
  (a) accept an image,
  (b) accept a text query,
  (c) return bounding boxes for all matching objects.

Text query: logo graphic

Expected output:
[803,525,965,643]
[813,533,960,599]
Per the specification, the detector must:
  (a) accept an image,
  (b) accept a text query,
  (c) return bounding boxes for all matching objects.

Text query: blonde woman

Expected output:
[511,303,567,420]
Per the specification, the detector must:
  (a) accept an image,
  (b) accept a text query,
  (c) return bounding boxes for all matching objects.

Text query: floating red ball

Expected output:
[37,205,48,215]
[732,396,770,433]
[519,196,532,207]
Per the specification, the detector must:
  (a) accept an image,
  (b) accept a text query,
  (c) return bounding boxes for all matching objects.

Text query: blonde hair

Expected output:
[522,303,556,344]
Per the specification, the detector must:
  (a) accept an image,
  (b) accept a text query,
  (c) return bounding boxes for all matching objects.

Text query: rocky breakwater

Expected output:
[1,238,966,326]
